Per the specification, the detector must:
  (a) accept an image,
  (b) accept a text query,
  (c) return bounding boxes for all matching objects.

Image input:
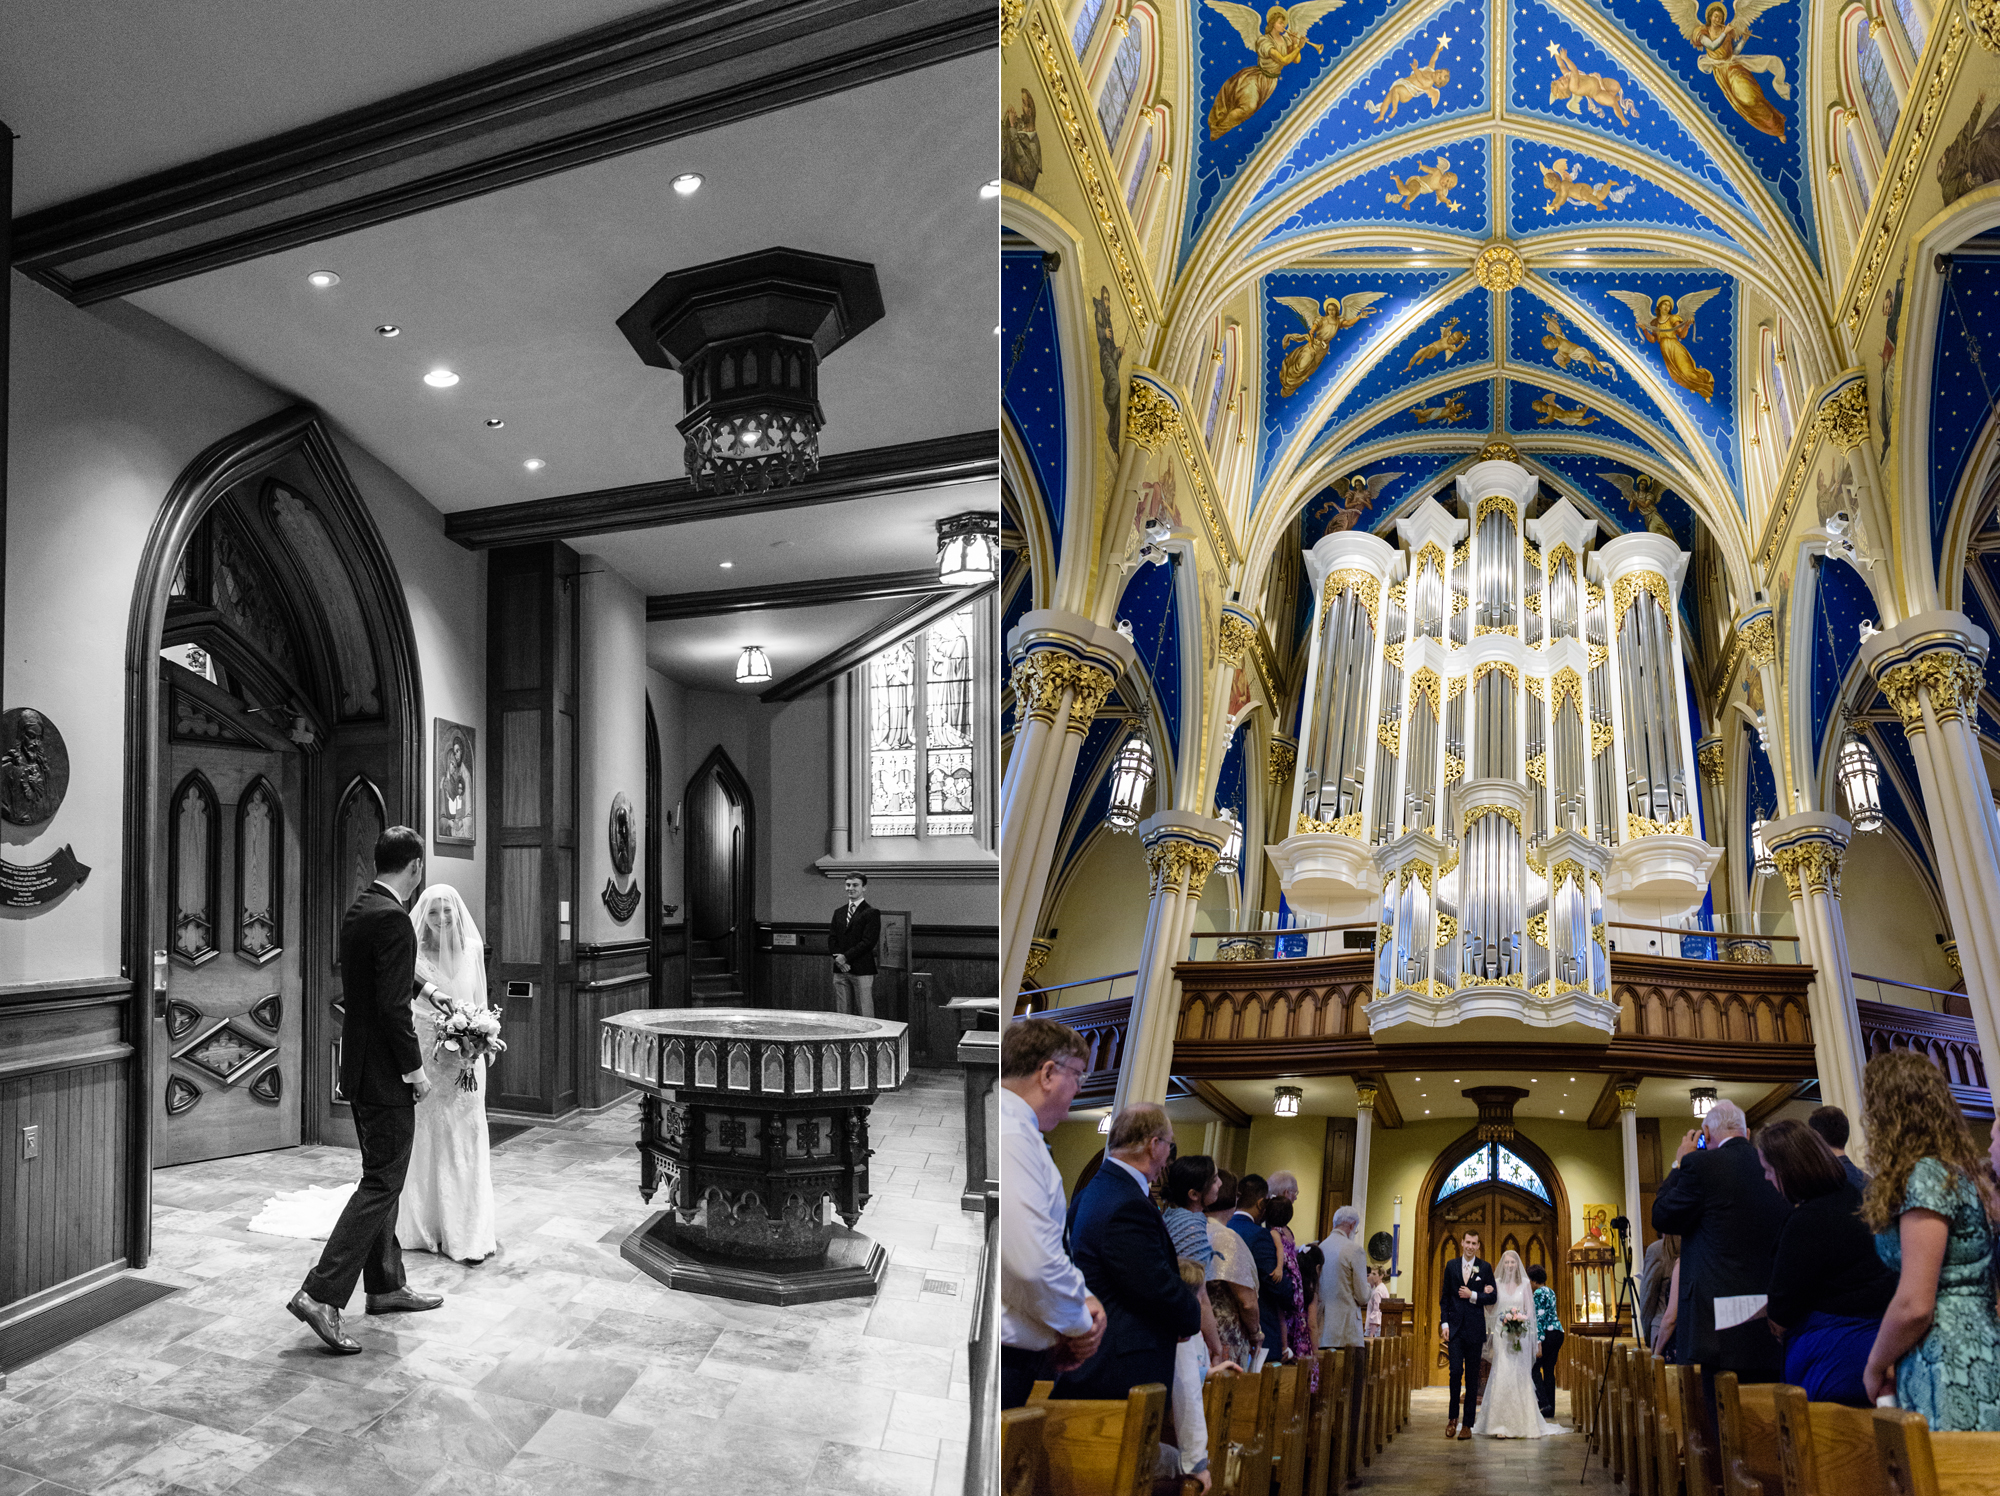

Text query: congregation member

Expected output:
[1265,1195,1315,1374]
[1171,1258,1217,1495]
[1527,1263,1563,1419]
[1056,1103,1203,1401]
[1229,1173,1296,1363]
[1205,1170,1261,1369]
[1646,1236,1683,1361]
[1860,1051,2000,1428]
[998,1018,1105,1407]
[1809,1104,1870,1192]
[1161,1154,1226,1364]
[1758,1117,1895,1406]
[1365,1265,1387,1338]
[1320,1205,1372,1479]
[1299,1242,1327,1348]
[1652,1099,1791,1384]
[1637,1233,1674,1348]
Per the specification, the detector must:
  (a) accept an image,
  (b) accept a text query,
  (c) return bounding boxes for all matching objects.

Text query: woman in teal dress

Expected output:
[1859,1051,2000,1429]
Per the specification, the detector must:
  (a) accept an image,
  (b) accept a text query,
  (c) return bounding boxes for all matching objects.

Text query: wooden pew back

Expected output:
[1027,1383,1168,1496]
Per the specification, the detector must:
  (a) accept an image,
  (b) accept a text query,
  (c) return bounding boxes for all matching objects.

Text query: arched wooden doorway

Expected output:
[1415,1128,1570,1385]
[124,407,423,1262]
[683,746,752,1006]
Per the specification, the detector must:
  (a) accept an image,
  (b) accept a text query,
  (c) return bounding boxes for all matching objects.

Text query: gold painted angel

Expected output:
[1274,291,1388,397]
[1597,471,1677,538]
[1659,0,1793,141]
[1385,157,1461,212]
[1541,312,1617,378]
[1204,0,1347,139]
[1408,389,1469,425]
[1327,471,1405,533]
[1366,38,1451,123]
[1403,316,1469,372]
[1606,287,1723,401]
[1539,159,1634,214]
[1532,391,1598,427]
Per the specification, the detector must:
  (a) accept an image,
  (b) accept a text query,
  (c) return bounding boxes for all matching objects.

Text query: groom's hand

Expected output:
[404,1065,432,1101]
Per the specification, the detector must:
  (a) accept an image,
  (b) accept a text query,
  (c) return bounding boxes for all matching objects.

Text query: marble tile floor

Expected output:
[0,1069,977,1496]
[1355,1387,1617,1494]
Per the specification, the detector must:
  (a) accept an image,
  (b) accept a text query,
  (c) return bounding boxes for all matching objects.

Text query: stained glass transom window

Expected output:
[1496,1146,1552,1202]
[1434,1143,1553,1204]
[1437,1148,1491,1201]
[868,607,979,839]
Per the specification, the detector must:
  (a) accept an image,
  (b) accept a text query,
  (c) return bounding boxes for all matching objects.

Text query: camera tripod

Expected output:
[1579,1223,1643,1483]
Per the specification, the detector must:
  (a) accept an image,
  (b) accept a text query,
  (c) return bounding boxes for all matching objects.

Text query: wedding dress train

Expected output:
[1473,1251,1563,1439]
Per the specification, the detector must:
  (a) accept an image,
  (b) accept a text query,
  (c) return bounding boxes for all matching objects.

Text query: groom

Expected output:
[1440,1229,1497,1439]
[287,827,446,1353]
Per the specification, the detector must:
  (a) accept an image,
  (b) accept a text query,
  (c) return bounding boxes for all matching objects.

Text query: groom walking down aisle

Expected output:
[287,827,448,1353]
[1441,1231,1496,1439]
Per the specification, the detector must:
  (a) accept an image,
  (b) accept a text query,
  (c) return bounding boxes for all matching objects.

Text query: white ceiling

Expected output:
[1136,1071,1789,1127]
[0,0,670,213]
[640,595,917,694]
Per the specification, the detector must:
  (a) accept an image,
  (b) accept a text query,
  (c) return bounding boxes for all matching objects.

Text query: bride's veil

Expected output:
[1488,1249,1534,1330]
[411,885,488,1012]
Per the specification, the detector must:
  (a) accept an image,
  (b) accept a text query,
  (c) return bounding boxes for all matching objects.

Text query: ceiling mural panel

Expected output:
[1254,267,1461,489]
[1298,283,1492,451]
[1256,134,1495,252]
[1504,284,1686,444]
[1183,0,1409,263]
[1529,452,1700,550]
[1300,452,1469,545]
[1330,375,1498,456]
[1928,255,2000,574]
[1001,247,1068,566]
[1239,0,1492,228]
[1502,136,1740,251]
[1541,266,1740,497]
[1504,0,1753,219]
[1501,378,1667,467]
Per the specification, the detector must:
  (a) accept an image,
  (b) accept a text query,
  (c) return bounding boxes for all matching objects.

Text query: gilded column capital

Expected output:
[1354,1080,1379,1113]
[1125,378,1184,452]
[999,0,1025,48]
[1696,736,1726,789]
[1010,650,1119,734]
[1021,937,1054,990]
[1810,378,1871,452]
[1771,839,1844,900]
[1218,609,1257,669]
[1268,736,1297,786]
[1878,647,1984,733]
[1738,614,1775,668]
[1614,1084,1639,1113]
[1144,838,1220,893]
[1973,0,2000,54]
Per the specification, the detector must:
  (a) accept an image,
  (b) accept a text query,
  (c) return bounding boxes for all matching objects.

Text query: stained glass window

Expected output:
[1204,356,1229,447]
[1437,1146,1492,1201]
[1858,29,1900,153]
[1097,27,1143,153]
[1072,0,1106,57]
[868,607,983,839]
[1845,130,1875,214]
[1892,0,1927,55]
[1125,126,1154,211]
[1496,1145,1552,1202]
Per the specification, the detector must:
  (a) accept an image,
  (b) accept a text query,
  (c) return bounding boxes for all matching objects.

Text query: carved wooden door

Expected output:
[684,749,752,1005]
[152,671,304,1166]
[1421,1180,1561,1384]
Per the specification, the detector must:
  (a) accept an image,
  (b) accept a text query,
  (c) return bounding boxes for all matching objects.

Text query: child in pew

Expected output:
[1860,1051,2000,1429]
[1168,1256,1238,1493]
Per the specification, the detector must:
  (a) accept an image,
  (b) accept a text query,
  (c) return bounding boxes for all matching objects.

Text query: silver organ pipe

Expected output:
[1616,589,1687,829]
[1305,584,1376,824]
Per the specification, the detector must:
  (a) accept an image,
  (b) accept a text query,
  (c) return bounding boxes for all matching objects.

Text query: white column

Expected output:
[1862,616,2000,1110]
[1616,1085,1642,1254]
[1112,810,1232,1110]
[1765,812,1867,1132]
[1351,1081,1377,1231]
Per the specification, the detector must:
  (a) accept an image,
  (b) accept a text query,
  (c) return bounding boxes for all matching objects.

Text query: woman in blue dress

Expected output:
[1859,1050,2000,1428]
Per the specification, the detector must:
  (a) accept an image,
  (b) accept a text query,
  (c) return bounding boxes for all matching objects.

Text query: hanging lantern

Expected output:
[1273,1085,1302,1117]
[1751,815,1775,877]
[1689,1086,1717,1119]
[1106,738,1154,832]
[1838,735,1884,833]
[1096,1113,1113,1134]
[1215,807,1243,875]
[735,646,773,685]
[936,512,1000,587]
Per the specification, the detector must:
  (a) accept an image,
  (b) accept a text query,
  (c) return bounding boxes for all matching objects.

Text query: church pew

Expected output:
[1669,1361,1719,1496]
[1770,1386,2000,1496]
[1225,1362,1281,1496]
[1713,1372,1768,1496]
[1201,1370,1242,1493]
[1022,1382,1170,1496]
[1272,1361,1307,1496]
[1303,1351,1338,1496]
[1325,1349,1353,1493]
[1001,1406,1043,1496]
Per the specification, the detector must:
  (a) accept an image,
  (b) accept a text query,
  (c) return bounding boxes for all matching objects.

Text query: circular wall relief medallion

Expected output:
[609,791,636,876]
[0,708,71,826]
[1473,243,1525,292]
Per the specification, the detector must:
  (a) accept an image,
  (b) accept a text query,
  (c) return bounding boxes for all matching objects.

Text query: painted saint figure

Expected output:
[1607,287,1723,401]
[1273,291,1388,397]
[1203,0,1346,139]
[1661,0,1793,141]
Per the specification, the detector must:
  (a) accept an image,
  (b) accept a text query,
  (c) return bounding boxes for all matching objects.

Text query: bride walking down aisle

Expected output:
[1472,1251,1565,1439]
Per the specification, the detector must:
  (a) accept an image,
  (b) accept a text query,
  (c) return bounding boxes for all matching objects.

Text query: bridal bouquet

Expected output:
[424,990,506,1091]
[1499,1306,1529,1353]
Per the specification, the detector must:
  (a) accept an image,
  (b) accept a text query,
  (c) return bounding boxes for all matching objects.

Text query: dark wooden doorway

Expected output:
[683,747,752,1006]
[1415,1129,1570,1385]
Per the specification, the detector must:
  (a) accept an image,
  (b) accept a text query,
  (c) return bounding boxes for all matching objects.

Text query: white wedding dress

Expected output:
[1472,1253,1563,1439]
[249,885,496,1261]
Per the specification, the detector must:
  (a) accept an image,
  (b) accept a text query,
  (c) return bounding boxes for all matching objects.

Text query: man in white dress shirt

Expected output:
[1000,1017,1105,1407]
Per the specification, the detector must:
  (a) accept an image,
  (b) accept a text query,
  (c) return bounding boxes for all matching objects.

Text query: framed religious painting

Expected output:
[433,719,476,859]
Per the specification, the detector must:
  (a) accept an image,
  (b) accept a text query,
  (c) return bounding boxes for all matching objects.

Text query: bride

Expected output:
[249,884,496,1261]
[1473,1251,1563,1439]
[399,885,497,1262]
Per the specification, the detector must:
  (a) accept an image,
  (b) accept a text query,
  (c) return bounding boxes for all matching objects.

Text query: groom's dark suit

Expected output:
[303,882,428,1307]
[1440,1254,1497,1427]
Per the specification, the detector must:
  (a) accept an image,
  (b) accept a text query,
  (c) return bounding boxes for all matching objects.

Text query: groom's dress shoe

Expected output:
[1444,1422,1456,1438]
[366,1288,444,1314]
[287,1289,361,1354]
[1458,1424,1473,1440]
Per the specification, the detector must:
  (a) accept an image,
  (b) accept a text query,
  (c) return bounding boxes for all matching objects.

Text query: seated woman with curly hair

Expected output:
[1860,1050,2000,1428]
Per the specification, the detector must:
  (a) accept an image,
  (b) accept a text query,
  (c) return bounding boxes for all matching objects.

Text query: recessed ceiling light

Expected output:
[523,459,545,471]
[307,270,340,289]
[981,179,1002,199]
[1425,1109,1431,1115]
[484,418,505,429]
[1559,1109,1565,1115]
[375,323,400,337]
[424,369,460,388]
[719,561,735,569]
[672,173,704,196]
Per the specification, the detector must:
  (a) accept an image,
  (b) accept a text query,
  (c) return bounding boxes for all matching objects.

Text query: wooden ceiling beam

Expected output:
[1359,1070,1402,1129]
[1587,1073,1642,1131]
[444,432,996,550]
[647,568,946,621]
[1188,1079,1253,1129]
[12,0,993,303]
[759,581,992,703]
[1745,1079,1812,1127]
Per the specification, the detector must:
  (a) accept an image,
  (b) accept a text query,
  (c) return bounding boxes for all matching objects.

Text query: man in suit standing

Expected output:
[1652,1099,1792,1385]
[1055,1103,1201,1402]
[1440,1230,1496,1438]
[1229,1173,1295,1360]
[829,873,880,1018]
[1319,1206,1373,1484]
[287,828,446,1353]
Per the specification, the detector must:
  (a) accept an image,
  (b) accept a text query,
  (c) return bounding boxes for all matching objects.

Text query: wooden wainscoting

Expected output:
[575,940,651,1112]
[757,922,997,1066]
[653,923,687,1012]
[0,979,135,1318]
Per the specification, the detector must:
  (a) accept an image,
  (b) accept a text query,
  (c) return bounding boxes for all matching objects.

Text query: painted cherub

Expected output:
[1541,312,1618,378]
[1547,44,1639,127]
[1366,38,1451,123]
[1408,389,1469,424]
[1403,317,1470,372]
[1539,159,1635,213]
[1204,0,1347,138]
[1532,390,1599,426]
[1385,156,1461,212]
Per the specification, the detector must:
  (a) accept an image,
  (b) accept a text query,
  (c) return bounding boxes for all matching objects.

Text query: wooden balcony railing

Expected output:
[1859,999,1991,1121]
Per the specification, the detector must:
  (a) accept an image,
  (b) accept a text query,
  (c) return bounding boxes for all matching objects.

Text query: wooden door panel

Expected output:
[1421,1184,1561,1383]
